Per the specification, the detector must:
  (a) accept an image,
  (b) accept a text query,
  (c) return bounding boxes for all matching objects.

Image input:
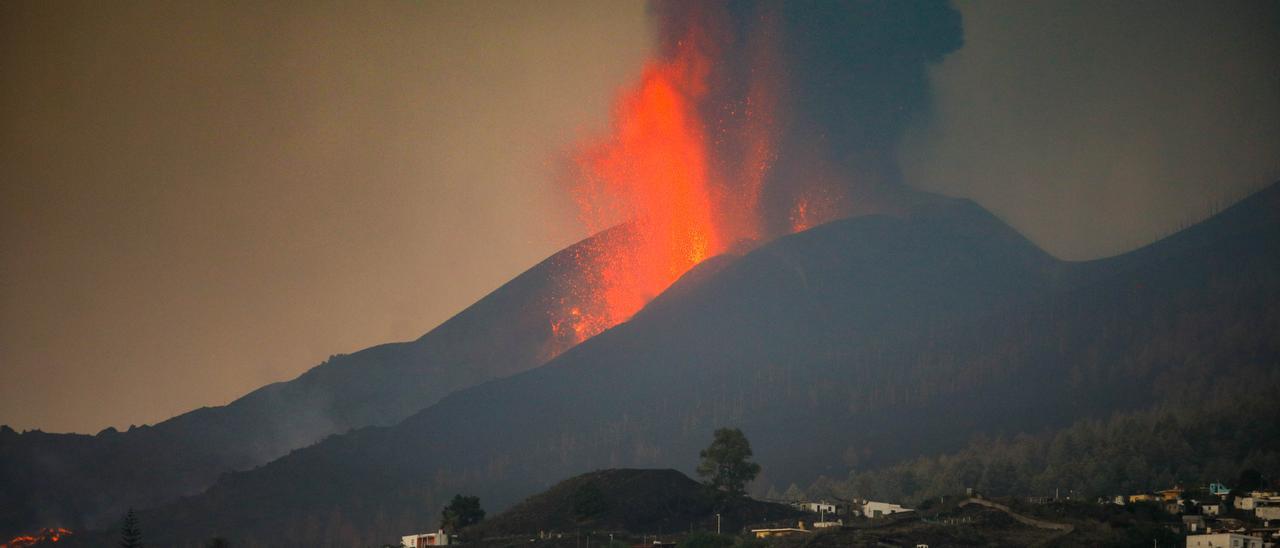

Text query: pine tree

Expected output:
[119,508,143,548]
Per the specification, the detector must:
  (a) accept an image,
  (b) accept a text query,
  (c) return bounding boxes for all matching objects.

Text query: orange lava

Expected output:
[4,528,72,547]
[546,5,850,352]
[555,29,738,344]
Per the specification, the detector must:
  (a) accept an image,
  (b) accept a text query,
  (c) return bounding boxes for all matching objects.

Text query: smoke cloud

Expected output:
[901,0,1280,259]
[653,0,964,233]
[0,1,651,433]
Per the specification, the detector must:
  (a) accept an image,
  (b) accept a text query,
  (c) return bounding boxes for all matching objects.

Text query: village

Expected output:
[397,481,1280,548]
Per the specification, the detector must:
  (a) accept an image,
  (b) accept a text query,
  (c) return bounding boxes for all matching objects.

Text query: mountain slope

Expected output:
[0,228,626,538]
[82,182,1280,546]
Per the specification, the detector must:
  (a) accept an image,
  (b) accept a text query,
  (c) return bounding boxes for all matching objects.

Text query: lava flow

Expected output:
[3,528,72,547]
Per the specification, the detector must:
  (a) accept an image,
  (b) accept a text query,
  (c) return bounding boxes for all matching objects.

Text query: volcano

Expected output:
[0,226,638,539]
[57,181,1280,546]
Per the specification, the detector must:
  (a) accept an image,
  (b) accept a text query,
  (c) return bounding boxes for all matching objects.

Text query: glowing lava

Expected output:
[547,4,853,352]
[4,528,72,547]
[552,28,738,346]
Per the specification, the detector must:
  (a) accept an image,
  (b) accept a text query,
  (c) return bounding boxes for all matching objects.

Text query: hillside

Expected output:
[0,227,630,539]
[818,389,1280,505]
[72,182,1280,546]
[464,469,800,542]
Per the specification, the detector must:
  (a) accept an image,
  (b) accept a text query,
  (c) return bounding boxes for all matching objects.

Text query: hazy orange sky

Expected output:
[3,0,1278,433]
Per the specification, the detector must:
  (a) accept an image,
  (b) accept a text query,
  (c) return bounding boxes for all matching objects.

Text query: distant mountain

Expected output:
[463,468,800,542]
[0,228,625,538]
[61,181,1280,546]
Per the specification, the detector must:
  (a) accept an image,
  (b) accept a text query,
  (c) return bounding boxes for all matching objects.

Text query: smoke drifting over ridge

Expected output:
[903,0,1280,260]
[5,0,1277,433]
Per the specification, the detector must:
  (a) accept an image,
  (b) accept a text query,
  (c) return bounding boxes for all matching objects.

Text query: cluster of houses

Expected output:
[1098,482,1280,546]
[794,498,912,522]
[1109,483,1280,522]
[769,482,1280,546]
[749,498,914,539]
[401,483,1279,546]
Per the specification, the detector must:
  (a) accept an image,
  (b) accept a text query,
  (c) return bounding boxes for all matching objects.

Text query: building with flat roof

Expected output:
[1185,532,1263,548]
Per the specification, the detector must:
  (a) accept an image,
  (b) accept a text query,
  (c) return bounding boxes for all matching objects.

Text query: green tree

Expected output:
[119,508,143,548]
[697,428,762,497]
[440,494,485,532]
[205,538,230,548]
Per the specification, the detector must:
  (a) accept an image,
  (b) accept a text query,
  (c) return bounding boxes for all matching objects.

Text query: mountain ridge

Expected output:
[116,183,1280,546]
[0,225,627,537]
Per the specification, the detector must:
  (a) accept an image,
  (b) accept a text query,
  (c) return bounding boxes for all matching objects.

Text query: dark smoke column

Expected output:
[652,0,963,234]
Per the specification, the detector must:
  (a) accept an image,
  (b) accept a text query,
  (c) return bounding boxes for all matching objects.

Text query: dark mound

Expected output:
[465,469,799,538]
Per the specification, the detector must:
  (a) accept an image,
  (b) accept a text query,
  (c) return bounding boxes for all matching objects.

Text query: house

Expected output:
[860,500,912,519]
[1182,515,1207,534]
[1159,487,1185,502]
[751,521,811,539]
[1129,494,1158,503]
[1256,498,1280,520]
[1185,532,1264,548]
[1239,492,1280,512]
[1202,503,1221,516]
[812,519,843,529]
[402,530,450,547]
[795,500,838,515]
[1209,483,1231,496]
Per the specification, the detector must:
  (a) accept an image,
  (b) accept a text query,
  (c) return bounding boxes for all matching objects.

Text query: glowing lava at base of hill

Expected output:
[3,528,72,548]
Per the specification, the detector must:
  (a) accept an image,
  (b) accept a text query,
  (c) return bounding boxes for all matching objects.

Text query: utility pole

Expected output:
[716,513,721,535]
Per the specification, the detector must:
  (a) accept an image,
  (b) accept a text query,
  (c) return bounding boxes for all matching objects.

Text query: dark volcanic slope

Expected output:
[103,183,1280,547]
[0,229,624,538]
[464,468,799,540]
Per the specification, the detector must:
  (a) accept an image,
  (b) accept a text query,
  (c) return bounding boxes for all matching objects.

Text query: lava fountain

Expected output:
[549,23,751,348]
[547,3,854,353]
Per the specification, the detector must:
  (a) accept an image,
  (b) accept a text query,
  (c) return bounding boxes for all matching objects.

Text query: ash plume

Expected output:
[652,0,964,234]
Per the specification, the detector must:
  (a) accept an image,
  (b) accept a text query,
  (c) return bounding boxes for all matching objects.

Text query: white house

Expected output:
[1185,533,1263,548]
[1256,499,1280,520]
[402,530,450,547]
[1237,496,1258,511]
[797,500,838,515]
[860,500,911,519]
[1201,503,1221,516]
[1237,491,1280,511]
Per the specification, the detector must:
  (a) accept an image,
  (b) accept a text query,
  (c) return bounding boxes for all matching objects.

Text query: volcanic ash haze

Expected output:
[551,0,964,347]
